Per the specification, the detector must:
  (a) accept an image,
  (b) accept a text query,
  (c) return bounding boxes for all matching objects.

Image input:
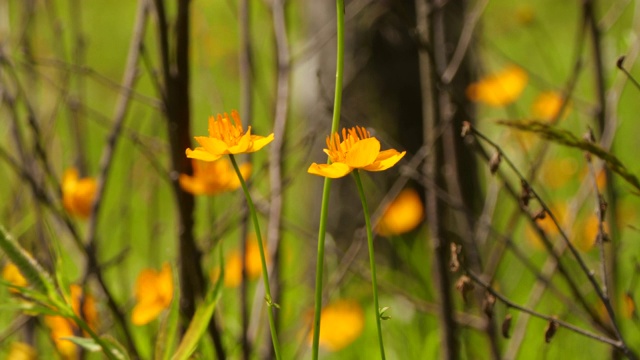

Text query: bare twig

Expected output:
[468,271,625,350]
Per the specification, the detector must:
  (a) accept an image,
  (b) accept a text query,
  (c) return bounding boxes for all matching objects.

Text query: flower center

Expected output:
[209,111,245,145]
[325,126,371,162]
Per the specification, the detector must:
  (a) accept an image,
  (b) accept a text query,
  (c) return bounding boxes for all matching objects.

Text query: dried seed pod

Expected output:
[532,209,546,220]
[617,56,626,69]
[483,293,496,317]
[544,318,558,343]
[450,243,461,273]
[624,292,636,319]
[502,313,512,338]
[461,121,472,137]
[520,180,532,207]
[599,195,608,219]
[489,152,502,175]
[455,275,474,302]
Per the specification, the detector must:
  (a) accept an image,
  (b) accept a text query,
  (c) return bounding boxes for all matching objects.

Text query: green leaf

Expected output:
[158,263,181,360]
[102,336,131,360]
[498,120,640,192]
[0,226,56,295]
[171,248,225,360]
[61,336,102,352]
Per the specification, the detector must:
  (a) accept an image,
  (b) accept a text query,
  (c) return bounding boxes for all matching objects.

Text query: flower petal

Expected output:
[227,128,252,154]
[195,136,230,156]
[308,162,352,178]
[179,174,210,195]
[345,138,380,168]
[248,133,275,152]
[132,301,166,325]
[363,150,406,171]
[186,147,223,162]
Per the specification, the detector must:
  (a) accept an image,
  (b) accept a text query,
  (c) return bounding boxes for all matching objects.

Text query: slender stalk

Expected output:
[229,154,281,360]
[353,170,386,359]
[312,1,345,359]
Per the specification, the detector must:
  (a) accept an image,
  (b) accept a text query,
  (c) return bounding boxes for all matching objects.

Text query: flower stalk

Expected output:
[229,154,281,360]
[353,170,386,359]
[312,0,345,358]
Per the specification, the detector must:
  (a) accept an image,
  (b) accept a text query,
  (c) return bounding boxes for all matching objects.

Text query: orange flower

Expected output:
[132,263,173,325]
[466,65,528,106]
[540,157,578,189]
[577,215,609,252]
[44,285,98,359]
[180,158,251,195]
[212,235,267,288]
[525,205,565,249]
[7,342,37,360]
[532,91,569,121]
[2,262,28,293]
[62,168,97,218]
[376,188,424,236]
[308,300,365,351]
[186,111,274,161]
[308,126,405,178]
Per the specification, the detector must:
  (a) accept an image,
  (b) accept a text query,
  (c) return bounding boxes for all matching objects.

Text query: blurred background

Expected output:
[1,0,640,359]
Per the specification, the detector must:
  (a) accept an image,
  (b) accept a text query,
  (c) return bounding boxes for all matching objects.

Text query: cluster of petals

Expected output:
[45,285,98,359]
[307,126,405,178]
[308,300,365,351]
[211,235,266,288]
[532,91,569,121]
[62,168,97,218]
[131,263,173,325]
[186,110,274,162]
[466,65,528,107]
[2,262,28,293]
[376,188,424,236]
[180,159,251,195]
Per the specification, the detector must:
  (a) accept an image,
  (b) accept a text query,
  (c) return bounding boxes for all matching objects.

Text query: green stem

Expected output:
[312,1,344,359]
[229,154,281,360]
[353,170,386,360]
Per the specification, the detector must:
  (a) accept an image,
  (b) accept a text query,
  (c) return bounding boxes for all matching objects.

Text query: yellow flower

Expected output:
[308,126,406,178]
[211,235,266,288]
[180,158,251,195]
[308,300,365,351]
[44,285,99,360]
[525,204,565,249]
[532,91,569,121]
[376,188,424,236]
[2,262,28,293]
[62,168,97,218]
[186,110,274,161]
[466,65,528,106]
[540,157,578,189]
[577,216,609,252]
[7,342,37,360]
[132,263,173,325]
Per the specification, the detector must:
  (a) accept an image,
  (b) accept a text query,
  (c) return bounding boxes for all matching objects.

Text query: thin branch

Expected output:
[468,271,625,350]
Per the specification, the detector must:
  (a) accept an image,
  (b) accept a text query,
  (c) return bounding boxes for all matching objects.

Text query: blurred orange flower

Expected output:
[540,157,578,189]
[186,110,274,161]
[44,285,98,359]
[525,204,565,249]
[132,263,173,325]
[532,91,569,121]
[180,159,251,195]
[308,126,405,178]
[62,168,97,218]
[212,235,267,288]
[577,215,609,252]
[466,65,528,106]
[308,300,365,351]
[7,342,37,360]
[376,188,424,236]
[2,262,28,293]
